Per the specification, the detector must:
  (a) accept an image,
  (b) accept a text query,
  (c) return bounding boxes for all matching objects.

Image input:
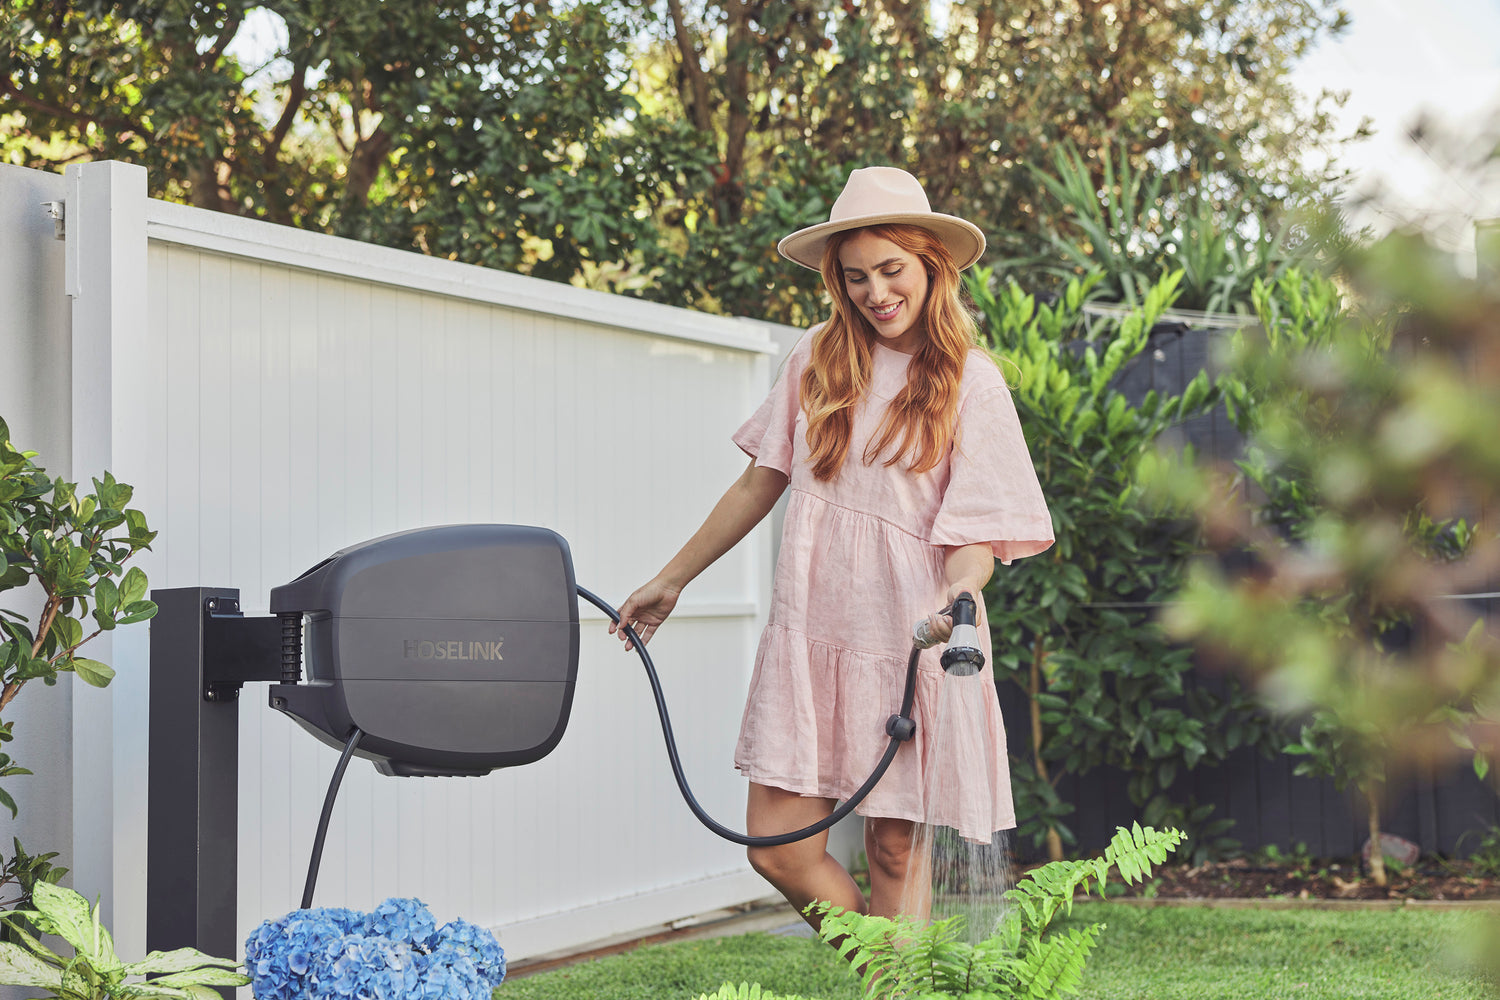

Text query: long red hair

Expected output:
[800,224,977,481]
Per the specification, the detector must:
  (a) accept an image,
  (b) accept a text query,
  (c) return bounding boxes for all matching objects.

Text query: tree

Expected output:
[0,0,706,285]
[3,1,1352,323]
[639,0,1354,321]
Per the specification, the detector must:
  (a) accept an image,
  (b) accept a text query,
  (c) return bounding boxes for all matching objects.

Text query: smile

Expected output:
[871,303,901,321]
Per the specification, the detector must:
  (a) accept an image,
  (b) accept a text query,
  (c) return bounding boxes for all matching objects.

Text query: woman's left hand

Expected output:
[919,608,954,646]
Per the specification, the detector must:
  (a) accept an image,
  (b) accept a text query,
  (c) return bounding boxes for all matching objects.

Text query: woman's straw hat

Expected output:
[777,166,987,272]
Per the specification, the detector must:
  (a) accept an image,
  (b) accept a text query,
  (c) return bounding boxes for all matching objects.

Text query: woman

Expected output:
[612,166,1054,928]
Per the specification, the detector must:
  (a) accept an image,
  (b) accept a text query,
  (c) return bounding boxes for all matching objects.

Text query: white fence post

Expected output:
[64,160,149,955]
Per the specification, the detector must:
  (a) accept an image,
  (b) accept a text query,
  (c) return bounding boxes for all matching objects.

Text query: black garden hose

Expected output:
[577,585,920,848]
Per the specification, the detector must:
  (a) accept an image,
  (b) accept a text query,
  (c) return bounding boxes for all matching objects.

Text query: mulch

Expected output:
[1092,856,1500,902]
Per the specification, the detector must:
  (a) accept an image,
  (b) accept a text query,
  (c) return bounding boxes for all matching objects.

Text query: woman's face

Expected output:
[838,230,931,354]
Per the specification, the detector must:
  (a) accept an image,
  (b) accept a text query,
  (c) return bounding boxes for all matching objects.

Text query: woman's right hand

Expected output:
[611,458,784,653]
[611,578,681,651]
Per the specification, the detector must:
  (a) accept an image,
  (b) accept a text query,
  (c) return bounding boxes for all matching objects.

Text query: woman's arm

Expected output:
[919,542,996,645]
[942,542,994,605]
[612,458,789,649]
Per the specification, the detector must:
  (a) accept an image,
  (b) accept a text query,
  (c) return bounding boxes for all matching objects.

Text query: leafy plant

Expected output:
[1455,826,1500,879]
[0,417,158,818]
[1027,144,1301,314]
[1008,757,1077,856]
[694,985,809,1000]
[0,837,67,943]
[0,880,246,998]
[693,825,1183,1000]
[836,825,1182,1000]
[1139,795,1241,868]
[971,268,1276,860]
[1252,841,1316,875]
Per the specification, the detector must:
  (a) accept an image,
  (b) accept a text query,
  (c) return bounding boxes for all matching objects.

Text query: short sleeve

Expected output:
[930,383,1055,565]
[731,333,811,476]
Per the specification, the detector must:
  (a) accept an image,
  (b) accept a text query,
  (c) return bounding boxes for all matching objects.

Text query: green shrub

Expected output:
[0,416,158,820]
[972,268,1276,861]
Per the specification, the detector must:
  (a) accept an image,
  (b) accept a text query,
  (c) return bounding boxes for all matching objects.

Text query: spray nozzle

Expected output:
[940,592,985,676]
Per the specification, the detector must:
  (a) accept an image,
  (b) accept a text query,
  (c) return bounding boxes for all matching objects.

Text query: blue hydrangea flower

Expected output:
[437,917,507,983]
[245,898,505,1000]
[365,897,438,948]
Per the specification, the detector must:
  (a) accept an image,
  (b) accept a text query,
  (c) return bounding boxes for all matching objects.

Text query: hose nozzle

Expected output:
[940,592,985,676]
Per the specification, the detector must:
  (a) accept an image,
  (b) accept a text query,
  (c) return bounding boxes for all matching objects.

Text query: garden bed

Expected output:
[1087,856,1500,902]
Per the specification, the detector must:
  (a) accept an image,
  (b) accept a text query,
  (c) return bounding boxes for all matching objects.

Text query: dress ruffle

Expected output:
[735,624,1014,842]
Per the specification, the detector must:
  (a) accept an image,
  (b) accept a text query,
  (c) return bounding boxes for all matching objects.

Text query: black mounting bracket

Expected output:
[202,594,285,701]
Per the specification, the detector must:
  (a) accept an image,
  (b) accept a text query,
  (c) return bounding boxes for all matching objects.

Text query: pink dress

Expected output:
[731,332,1054,842]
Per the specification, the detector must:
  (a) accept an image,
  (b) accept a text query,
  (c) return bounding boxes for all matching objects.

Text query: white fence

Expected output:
[0,160,829,975]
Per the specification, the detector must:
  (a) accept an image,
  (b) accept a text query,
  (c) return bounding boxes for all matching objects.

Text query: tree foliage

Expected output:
[0,0,708,285]
[647,0,1350,318]
[2,0,1350,322]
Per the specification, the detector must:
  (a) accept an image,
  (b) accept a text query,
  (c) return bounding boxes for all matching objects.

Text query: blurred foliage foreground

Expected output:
[1150,239,1500,894]
[972,228,1500,909]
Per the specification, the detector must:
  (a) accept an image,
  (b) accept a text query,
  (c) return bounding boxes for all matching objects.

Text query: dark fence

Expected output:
[1109,313,1243,459]
[999,658,1500,861]
[1006,317,1500,861]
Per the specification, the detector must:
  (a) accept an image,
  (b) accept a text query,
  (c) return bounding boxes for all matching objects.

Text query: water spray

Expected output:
[904,591,1013,940]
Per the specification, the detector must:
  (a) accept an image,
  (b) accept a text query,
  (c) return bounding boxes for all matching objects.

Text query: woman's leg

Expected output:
[865,816,928,919]
[746,782,866,930]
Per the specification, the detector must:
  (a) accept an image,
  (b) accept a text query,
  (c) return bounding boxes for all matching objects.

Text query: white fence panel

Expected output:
[132,226,782,962]
[3,161,805,971]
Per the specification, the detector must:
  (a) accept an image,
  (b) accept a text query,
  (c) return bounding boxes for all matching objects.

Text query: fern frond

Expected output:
[810,903,930,997]
[1013,922,1105,998]
[1101,824,1185,887]
[801,827,1182,1000]
[1005,858,1100,930]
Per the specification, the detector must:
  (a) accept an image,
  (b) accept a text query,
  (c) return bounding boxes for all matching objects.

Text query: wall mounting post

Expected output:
[146,587,284,996]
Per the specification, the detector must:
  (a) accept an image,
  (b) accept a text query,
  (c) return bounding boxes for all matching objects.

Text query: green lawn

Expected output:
[498,904,1498,1000]
[1068,904,1495,999]
[502,933,858,1000]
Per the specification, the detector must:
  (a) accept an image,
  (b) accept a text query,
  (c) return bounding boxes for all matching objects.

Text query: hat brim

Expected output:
[777,212,987,272]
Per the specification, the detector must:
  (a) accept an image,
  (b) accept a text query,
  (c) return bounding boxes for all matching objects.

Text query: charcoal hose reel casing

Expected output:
[268,524,581,776]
